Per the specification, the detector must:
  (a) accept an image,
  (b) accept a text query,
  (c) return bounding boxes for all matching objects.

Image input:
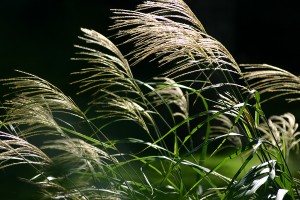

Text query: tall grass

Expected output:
[1,0,300,199]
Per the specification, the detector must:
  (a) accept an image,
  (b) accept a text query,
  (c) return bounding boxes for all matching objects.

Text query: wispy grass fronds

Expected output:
[2,96,64,137]
[211,114,242,148]
[258,113,300,158]
[0,71,85,138]
[215,92,242,117]
[98,98,153,132]
[0,131,51,169]
[39,138,120,197]
[137,0,206,33]
[38,183,122,200]
[42,138,116,168]
[151,77,188,119]
[73,28,157,142]
[111,0,241,79]
[1,70,83,116]
[73,28,140,105]
[214,90,259,135]
[13,137,122,200]
[211,114,240,135]
[214,91,254,126]
[242,64,300,102]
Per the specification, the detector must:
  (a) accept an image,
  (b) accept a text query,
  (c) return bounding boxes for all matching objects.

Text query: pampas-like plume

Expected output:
[73,28,140,104]
[211,114,242,148]
[151,77,188,119]
[42,138,117,170]
[3,96,64,137]
[73,28,154,133]
[1,71,84,138]
[258,113,300,157]
[0,131,51,169]
[96,98,153,133]
[111,0,241,79]
[215,92,245,118]
[1,71,82,115]
[242,64,300,102]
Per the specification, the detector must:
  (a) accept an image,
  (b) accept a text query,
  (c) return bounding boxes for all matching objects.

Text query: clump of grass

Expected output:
[1,0,300,199]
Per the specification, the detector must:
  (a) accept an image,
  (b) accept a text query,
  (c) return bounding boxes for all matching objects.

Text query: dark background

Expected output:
[1,0,299,90]
[0,0,299,198]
